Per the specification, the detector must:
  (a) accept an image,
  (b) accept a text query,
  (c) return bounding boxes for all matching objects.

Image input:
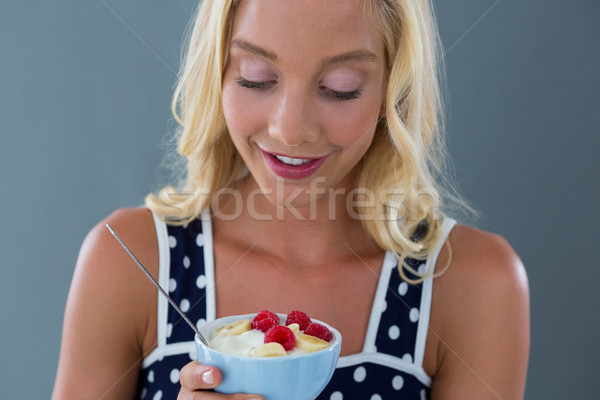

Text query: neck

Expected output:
[212,175,382,267]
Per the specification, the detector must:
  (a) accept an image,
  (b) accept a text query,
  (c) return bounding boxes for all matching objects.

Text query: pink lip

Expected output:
[261,150,329,180]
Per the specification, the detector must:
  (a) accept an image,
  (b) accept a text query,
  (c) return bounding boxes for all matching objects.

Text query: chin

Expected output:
[245,176,332,221]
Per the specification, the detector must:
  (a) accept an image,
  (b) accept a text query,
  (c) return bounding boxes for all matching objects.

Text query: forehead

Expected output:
[229,0,383,64]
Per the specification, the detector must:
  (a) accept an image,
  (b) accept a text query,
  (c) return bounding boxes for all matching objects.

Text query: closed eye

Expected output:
[320,86,362,101]
[236,77,362,101]
[235,77,274,90]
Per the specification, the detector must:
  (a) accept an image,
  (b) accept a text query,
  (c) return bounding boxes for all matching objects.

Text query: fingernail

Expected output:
[201,369,215,384]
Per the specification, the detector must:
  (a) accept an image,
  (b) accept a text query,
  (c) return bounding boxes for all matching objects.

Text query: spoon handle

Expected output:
[105,223,208,346]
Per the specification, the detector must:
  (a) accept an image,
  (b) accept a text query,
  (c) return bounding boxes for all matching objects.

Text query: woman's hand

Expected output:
[177,361,264,400]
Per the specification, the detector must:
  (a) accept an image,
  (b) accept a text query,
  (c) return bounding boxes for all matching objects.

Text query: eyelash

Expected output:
[320,86,362,101]
[235,77,273,90]
[235,77,362,101]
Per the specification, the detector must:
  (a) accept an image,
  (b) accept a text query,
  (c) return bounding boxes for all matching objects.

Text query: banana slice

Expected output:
[249,342,287,357]
[294,333,329,353]
[286,323,300,333]
[215,319,251,336]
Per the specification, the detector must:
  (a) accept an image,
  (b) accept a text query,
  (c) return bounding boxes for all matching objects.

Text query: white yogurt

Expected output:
[210,329,307,357]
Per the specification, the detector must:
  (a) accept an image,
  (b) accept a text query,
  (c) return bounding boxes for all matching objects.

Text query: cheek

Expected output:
[221,84,266,140]
[325,103,380,150]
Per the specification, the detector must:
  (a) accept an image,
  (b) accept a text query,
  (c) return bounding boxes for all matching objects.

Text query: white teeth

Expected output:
[274,155,312,166]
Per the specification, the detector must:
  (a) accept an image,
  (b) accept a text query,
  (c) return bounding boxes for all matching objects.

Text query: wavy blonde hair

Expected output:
[147,0,461,282]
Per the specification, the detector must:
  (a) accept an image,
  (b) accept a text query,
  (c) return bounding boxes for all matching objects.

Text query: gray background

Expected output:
[1,0,598,399]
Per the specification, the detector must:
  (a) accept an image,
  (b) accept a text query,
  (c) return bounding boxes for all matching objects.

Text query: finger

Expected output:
[177,387,264,400]
[179,361,222,390]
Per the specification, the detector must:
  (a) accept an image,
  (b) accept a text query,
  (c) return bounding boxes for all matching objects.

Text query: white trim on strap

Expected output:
[413,218,457,368]
[337,352,432,387]
[362,251,396,353]
[151,211,171,348]
[202,209,216,323]
[142,341,196,369]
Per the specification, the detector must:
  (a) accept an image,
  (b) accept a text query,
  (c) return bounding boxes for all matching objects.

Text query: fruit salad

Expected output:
[210,310,334,357]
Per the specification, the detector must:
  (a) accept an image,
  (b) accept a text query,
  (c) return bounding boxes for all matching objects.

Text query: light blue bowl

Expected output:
[195,313,342,400]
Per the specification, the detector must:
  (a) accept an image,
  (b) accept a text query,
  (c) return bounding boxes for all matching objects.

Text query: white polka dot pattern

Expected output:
[317,362,429,399]
[398,282,408,296]
[169,369,179,384]
[409,308,419,323]
[353,366,367,382]
[139,221,433,399]
[392,375,405,390]
[196,274,206,289]
[164,222,209,348]
[152,390,162,400]
[388,325,400,340]
[180,299,190,312]
[196,233,204,247]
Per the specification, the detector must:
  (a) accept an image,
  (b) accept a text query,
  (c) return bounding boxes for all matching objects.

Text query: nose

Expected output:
[268,85,319,146]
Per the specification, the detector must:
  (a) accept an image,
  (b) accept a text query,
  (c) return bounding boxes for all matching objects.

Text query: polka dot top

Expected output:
[135,211,456,400]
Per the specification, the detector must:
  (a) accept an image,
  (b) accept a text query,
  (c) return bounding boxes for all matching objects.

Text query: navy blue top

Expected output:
[135,212,455,400]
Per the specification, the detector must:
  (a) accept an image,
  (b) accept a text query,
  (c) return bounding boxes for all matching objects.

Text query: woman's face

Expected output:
[222,0,387,209]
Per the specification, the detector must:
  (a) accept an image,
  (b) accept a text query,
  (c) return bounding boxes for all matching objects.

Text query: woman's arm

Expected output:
[428,226,530,400]
[52,208,158,400]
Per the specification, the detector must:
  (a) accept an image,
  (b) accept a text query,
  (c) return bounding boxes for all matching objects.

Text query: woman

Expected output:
[53,0,529,399]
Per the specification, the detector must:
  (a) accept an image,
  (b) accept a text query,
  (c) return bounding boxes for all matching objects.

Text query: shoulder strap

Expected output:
[151,211,171,348]
[413,218,457,367]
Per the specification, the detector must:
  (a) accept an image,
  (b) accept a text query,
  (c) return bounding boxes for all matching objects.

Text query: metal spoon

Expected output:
[105,223,209,346]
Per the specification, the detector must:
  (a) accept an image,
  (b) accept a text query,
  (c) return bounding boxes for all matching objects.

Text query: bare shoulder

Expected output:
[426,224,530,400]
[82,207,157,262]
[440,224,528,292]
[73,207,159,305]
[53,207,159,399]
[73,206,159,350]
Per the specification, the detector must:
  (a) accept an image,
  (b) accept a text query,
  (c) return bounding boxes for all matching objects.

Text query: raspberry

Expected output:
[304,322,332,342]
[264,325,296,351]
[253,317,278,333]
[252,310,280,332]
[285,310,312,330]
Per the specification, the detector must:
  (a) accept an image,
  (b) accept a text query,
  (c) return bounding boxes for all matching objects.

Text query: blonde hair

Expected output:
[146,0,464,283]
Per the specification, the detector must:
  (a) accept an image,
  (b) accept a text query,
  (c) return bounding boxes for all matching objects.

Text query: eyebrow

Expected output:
[230,39,277,61]
[229,39,377,65]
